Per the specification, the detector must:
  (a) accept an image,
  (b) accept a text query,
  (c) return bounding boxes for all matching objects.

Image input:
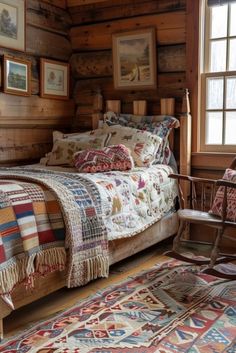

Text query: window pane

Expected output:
[210,40,227,72]
[206,112,223,144]
[226,77,236,109]
[229,39,236,71]
[230,3,236,36]
[206,77,224,109]
[225,112,236,144]
[210,5,228,39]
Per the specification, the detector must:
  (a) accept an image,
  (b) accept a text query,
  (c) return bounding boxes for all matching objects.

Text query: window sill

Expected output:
[191,152,235,170]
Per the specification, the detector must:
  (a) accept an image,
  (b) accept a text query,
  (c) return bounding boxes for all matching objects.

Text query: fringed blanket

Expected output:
[0,168,109,297]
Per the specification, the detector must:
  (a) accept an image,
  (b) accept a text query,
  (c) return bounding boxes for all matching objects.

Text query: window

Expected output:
[201,0,236,152]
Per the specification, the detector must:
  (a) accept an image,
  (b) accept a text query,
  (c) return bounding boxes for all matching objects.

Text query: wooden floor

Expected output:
[3,241,171,341]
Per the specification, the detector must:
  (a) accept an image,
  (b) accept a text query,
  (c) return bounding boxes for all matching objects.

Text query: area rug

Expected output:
[1,258,236,353]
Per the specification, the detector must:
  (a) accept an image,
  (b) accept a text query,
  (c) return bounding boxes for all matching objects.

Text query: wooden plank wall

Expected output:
[0,0,74,165]
[68,0,187,130]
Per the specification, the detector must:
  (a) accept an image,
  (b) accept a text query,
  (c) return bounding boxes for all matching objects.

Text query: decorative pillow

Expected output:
[102,124,162,167]
[104,112,179,164]
[209,168,236,221]
[45,134,111,166]
[74,144,134,173]
[52,128,105,143]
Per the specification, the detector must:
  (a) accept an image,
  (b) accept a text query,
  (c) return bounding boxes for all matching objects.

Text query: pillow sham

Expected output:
[45,134,111,166]
[209,168,236,221]
[104,112,179,164]
[102,124,162,167]
[74,144,134,173]
[53,128,105,143]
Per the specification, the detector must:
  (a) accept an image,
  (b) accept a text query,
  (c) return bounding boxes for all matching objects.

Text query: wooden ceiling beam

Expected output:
[67,0,109,7]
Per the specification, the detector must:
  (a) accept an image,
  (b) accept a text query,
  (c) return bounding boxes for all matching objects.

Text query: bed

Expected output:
[0,98,191,340]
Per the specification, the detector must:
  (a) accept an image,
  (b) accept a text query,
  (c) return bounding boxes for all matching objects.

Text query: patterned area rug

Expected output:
[1,258,236,353]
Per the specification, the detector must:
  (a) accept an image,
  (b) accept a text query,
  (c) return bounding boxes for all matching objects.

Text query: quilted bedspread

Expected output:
[0,164,178,299]
[88,164,178,240]
[0,168,109,297]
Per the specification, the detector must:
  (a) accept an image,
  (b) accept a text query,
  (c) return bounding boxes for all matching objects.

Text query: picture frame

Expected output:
[0,0,25,52]
[40,58,69,100]
[112,28,157,90]
[3,55,31,96]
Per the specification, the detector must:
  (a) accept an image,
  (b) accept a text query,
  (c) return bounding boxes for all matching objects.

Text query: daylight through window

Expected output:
[201,0,236,152]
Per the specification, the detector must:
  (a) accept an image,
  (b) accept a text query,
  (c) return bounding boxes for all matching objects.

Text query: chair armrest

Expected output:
[169,173,217,185]
[216,179,236,189]
[229,157,236,169]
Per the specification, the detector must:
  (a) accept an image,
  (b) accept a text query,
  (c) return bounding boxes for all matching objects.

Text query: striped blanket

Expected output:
[0,168,109,297]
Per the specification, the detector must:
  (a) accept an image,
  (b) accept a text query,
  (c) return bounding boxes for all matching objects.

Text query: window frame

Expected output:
[200,0,236,153]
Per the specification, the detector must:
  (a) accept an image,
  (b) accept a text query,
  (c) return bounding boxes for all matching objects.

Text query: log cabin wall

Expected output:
[0,0,74,166]
[68,0,187,131]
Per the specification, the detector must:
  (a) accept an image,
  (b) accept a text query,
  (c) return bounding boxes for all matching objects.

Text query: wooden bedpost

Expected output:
[106,100,121,114]
[179,88,192,208]
[92,89,104,129]
[133,100,147,115]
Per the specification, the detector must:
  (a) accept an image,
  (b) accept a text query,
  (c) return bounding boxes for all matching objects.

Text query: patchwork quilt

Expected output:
[0,165,178,301]
[0,168,109,297]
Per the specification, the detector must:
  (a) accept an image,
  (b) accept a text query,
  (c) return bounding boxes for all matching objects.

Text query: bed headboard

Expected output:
[92,92,192,204]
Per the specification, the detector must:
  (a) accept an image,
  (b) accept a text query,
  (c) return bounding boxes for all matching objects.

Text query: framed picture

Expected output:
[112,28,157,90]
[0,0,25,51]
[40,58,69,100]
[3,55,31,96]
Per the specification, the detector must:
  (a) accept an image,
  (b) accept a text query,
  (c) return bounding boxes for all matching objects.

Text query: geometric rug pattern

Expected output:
[1,258,236,353]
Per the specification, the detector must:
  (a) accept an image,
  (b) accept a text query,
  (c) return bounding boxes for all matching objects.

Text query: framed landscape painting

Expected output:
[40,58,69,100]
[3,55,31,96]
[0,0,25,51]
[112,28,157,90]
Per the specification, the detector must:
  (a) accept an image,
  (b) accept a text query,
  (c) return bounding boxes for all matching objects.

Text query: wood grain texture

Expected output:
[70,44,186,79]
[0,0,73,166]
[26,25,72,61]
[69,0,186,25]
[70,12,186,50]
[27,0,71,34]
[74,74,186,105]
[67,0,108,6]
[42,0,67,8]
[70,0,187,131]
[0,94,74,164]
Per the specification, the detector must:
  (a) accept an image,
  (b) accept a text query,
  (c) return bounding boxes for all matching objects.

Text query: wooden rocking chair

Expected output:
[165,157,236,279]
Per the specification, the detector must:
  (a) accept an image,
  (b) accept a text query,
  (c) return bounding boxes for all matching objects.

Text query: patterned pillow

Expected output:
[74,144,134,173]
[104,112,179,164]
[45,134,111,166]
[209,168,236,221]
[102,124,162,167]
[53,128,105,143]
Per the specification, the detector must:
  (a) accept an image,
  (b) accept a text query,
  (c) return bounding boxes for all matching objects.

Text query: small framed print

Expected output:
[40,58,69,100]
[3,55,31,96]
[112,28,157,90]
[0,0,25,51]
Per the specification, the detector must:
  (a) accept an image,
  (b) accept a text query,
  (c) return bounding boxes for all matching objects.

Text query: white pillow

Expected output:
[42,133,111,166]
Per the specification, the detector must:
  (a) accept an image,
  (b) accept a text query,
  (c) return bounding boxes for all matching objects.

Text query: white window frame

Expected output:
[200,1,236,152]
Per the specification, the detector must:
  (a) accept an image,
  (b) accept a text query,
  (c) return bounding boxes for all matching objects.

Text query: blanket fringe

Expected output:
[68,255,109,288]
[35,247,66,274]
[0,247,66,296]
[0,255,35,295]
[87,255,109,281]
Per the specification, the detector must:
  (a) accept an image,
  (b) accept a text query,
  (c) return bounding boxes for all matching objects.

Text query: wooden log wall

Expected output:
[68,0,187,130]
[0,0,74,165]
